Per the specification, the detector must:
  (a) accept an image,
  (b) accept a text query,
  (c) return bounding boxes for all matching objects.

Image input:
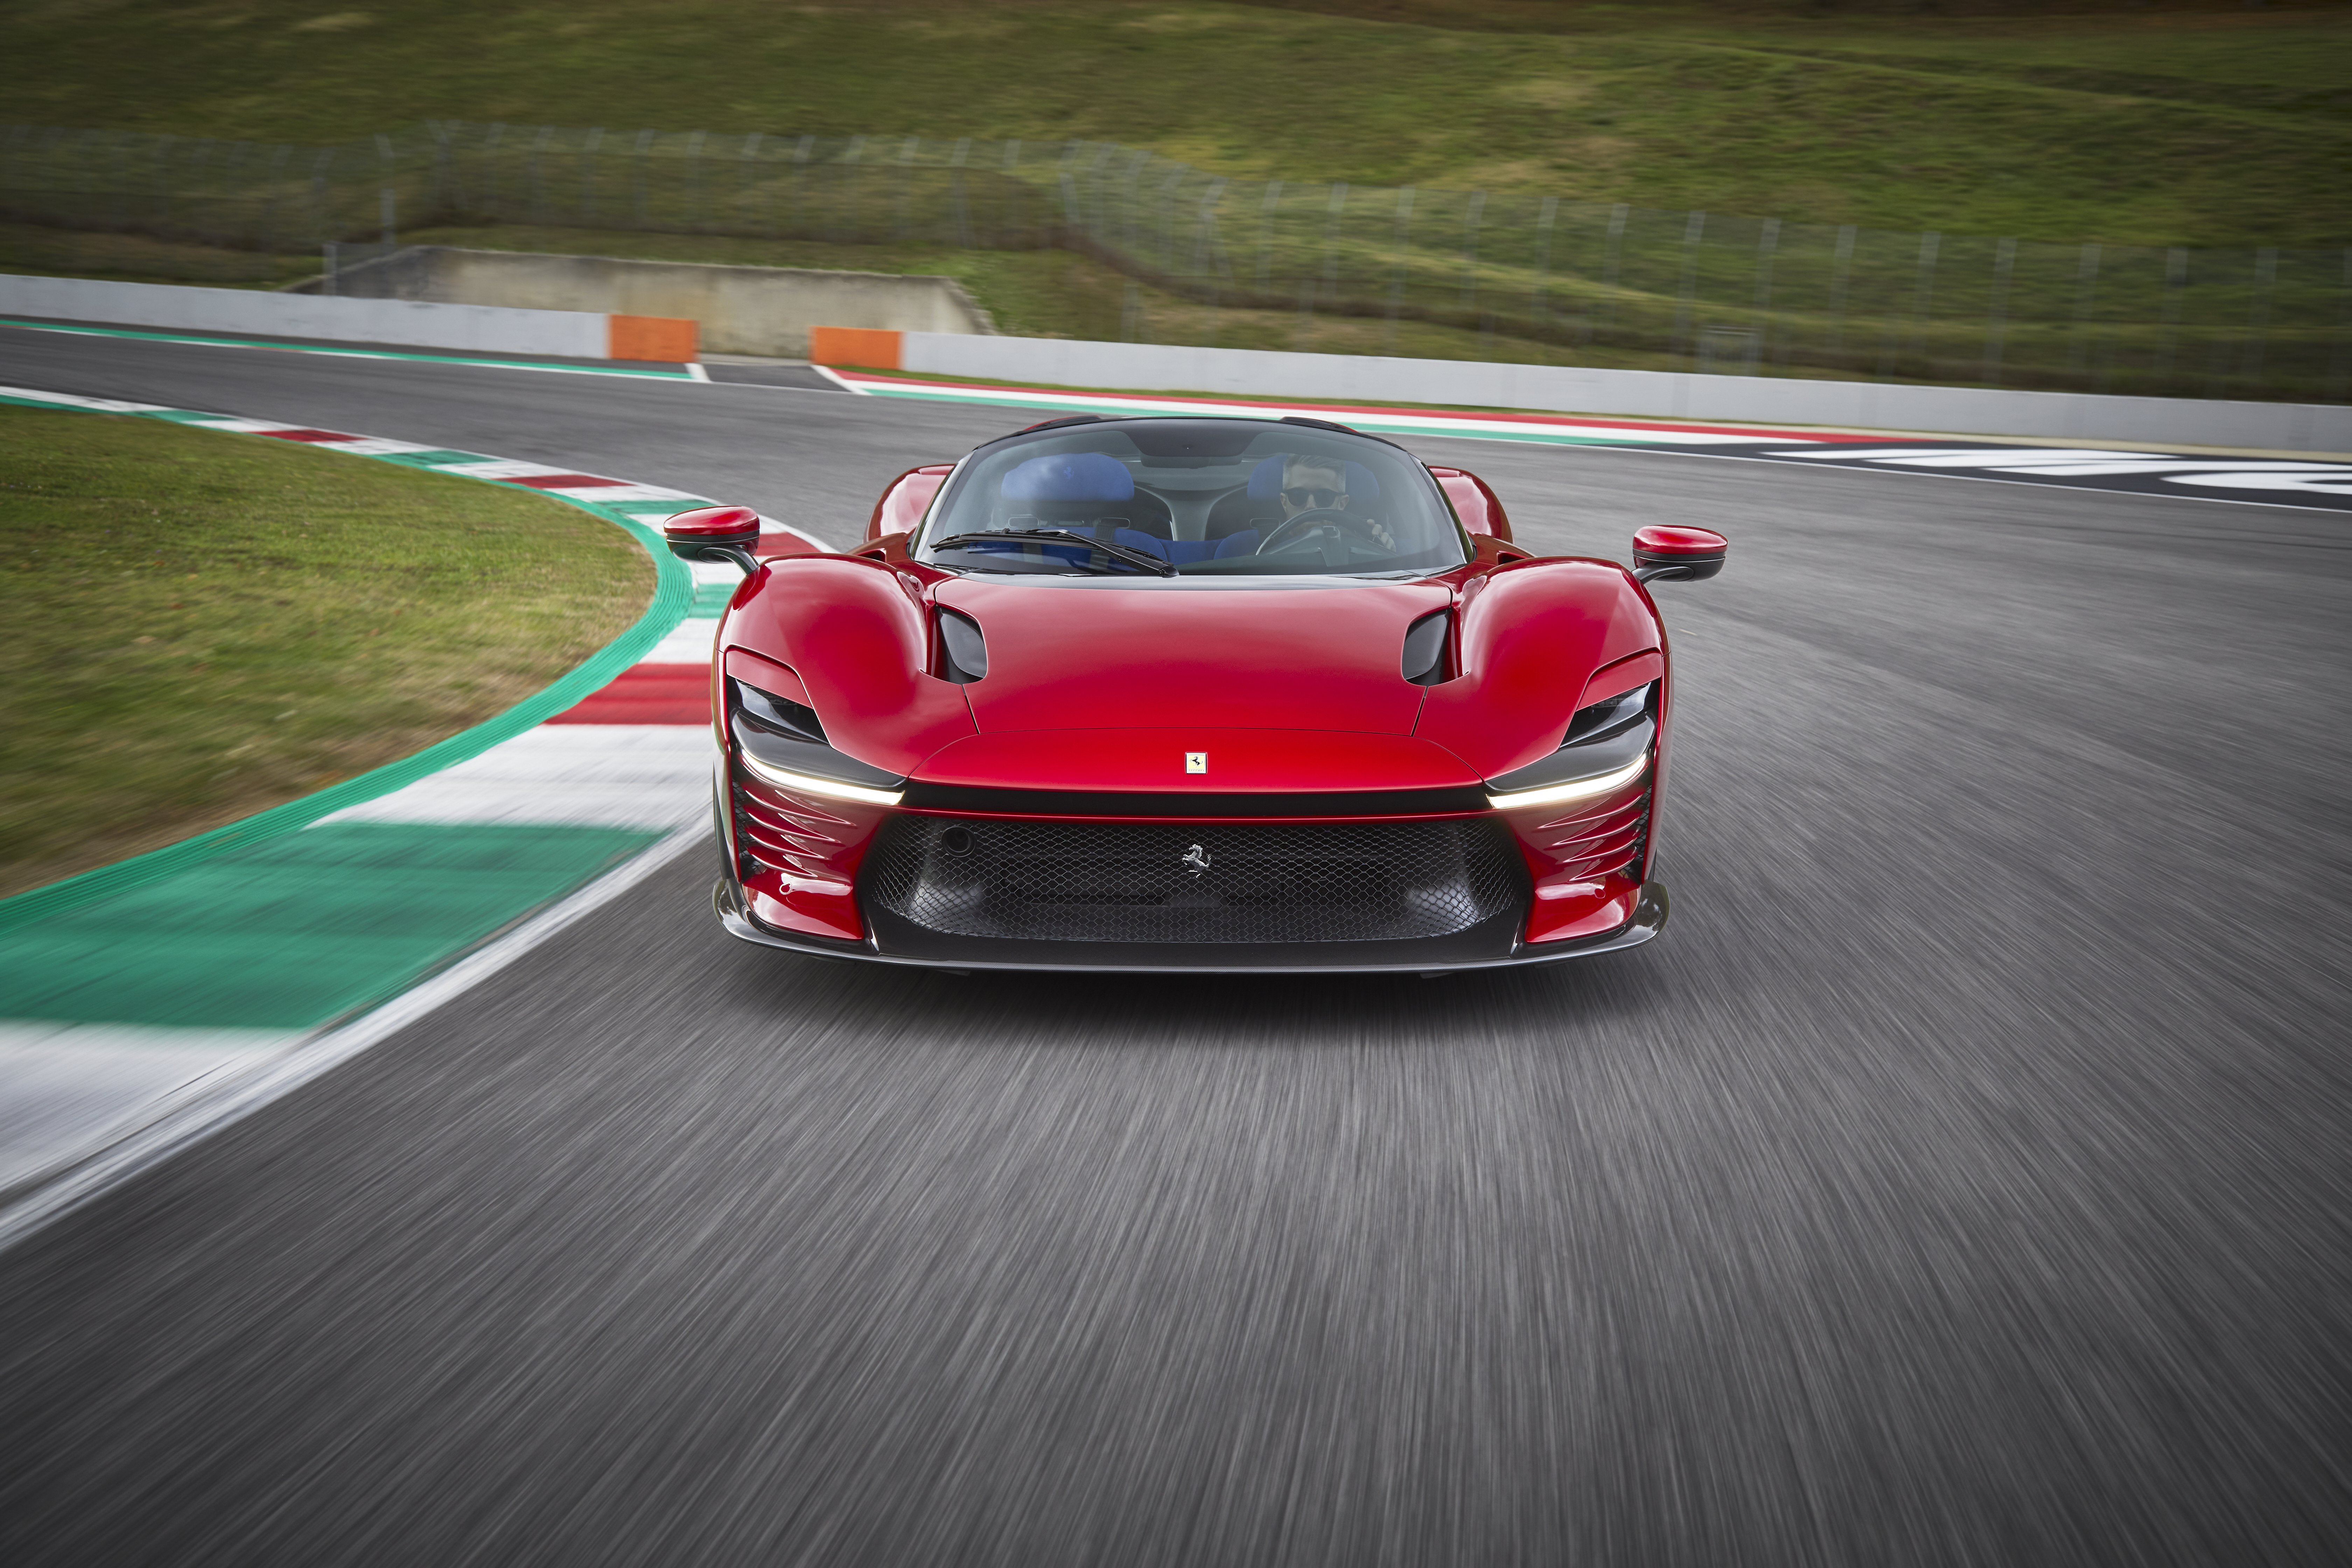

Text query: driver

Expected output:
[1273,456,1394,551]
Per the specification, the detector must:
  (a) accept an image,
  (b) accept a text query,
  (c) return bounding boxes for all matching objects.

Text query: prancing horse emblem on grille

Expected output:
[1181,844,1211,877]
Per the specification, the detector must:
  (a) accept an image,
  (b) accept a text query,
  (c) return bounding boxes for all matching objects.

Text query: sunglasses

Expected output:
[1281,487,1348,508]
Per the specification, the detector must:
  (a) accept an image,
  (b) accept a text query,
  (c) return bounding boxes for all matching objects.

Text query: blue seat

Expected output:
[1003,451,1134,503]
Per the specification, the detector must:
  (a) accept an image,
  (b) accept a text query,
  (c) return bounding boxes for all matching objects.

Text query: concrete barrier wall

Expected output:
[897,333,2352,454]
[0,272,610,359]
[300,248,995,358]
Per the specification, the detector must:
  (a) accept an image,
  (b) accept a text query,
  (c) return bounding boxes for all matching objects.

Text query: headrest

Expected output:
[1002,451,1134,503]
[1247,455,1380,502]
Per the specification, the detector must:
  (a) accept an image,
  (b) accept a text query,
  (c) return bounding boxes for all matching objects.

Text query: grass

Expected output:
[6,218,2325,402]
[0,5,2340,399]
[1,1,2347,246]
[0,406,652,898]
[0,221,311,288]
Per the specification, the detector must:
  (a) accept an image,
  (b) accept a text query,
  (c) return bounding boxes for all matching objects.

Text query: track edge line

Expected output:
[0,825,705,1257]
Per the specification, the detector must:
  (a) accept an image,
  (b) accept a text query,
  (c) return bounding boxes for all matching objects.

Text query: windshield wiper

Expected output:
[928,528,1176,578]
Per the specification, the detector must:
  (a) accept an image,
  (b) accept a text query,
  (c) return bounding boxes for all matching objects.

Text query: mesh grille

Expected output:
[863,816,1524,945]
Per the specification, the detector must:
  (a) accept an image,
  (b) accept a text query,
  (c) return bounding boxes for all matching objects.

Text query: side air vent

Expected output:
[936,608,988,683]
[1401,610,1451,685]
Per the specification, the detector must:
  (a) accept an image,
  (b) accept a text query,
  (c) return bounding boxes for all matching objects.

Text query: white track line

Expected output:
[808,363,870,394]
[0,825,705,1256]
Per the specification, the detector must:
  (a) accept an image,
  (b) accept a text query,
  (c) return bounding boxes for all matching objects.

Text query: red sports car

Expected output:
[665,415,1724,973]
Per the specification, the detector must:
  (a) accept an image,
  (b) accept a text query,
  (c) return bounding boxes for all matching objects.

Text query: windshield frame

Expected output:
[913,417,1472,583]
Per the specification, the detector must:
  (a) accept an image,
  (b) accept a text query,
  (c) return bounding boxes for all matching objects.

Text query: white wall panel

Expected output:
[901,334,2352,454]
[0,273,610,359]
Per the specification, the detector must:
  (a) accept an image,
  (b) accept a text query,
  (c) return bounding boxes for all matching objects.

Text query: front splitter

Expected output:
[712,877,1667,974]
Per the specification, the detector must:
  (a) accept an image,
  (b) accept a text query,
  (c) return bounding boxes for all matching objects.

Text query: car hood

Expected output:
[910,727,1483,795]
[934,579,1451,736]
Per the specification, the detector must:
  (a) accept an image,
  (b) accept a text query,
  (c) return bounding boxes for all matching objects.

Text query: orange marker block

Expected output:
[607,314,700,363]
[807,326,903,369]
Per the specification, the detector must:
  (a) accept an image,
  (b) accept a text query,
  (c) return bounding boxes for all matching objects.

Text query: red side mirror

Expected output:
[665,505,763,573]
[1632,525,1727,584]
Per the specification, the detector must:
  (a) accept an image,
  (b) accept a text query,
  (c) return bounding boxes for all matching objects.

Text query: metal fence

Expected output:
[6,121,2348,403]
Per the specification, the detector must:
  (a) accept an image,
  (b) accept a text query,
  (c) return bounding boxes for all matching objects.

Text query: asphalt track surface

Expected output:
[2,328,2348,1566]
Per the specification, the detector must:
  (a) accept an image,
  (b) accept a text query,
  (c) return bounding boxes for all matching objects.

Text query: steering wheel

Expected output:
[1255,507,1391,557]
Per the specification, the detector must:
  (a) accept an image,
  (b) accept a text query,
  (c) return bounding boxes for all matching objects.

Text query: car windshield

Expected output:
[917,419,1468,579]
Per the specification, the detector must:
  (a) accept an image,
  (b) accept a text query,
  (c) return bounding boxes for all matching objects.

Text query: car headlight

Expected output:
[1485,681,1656,810]
[728,678,906,806]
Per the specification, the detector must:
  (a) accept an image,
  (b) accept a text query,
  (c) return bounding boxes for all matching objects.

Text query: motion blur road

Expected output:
[2,329,2347,1566]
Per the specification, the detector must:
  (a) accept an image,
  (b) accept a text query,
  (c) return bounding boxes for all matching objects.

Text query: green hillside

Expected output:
[3,1,2348,245]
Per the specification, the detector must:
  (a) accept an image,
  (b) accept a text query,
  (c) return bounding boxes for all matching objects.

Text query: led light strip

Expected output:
[1486,753,1652,812]
[737,750,905,807]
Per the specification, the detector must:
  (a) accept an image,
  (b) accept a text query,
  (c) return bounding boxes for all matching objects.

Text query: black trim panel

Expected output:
[864,906,1524,968]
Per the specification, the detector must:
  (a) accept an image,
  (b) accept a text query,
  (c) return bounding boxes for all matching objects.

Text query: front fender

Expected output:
[1417,558,1661,780]
[721,555,975,776]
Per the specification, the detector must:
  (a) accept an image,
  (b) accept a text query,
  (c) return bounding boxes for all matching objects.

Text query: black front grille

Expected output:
[862,815,1525,946]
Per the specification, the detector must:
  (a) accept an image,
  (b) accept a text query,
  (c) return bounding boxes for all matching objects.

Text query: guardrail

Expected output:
[5,121,2347,406]
[820,328,2352,454]
[0,272,696,362]
[286,245,990,359]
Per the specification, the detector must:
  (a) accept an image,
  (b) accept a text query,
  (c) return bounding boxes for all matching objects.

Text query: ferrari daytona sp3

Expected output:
[664,414,1725,973]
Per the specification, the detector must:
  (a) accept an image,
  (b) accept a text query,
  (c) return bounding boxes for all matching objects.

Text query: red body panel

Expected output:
[914,728,1482,796]
[664,505,762,549]
[735,773,890,943]
[1417,559,1662,779]
[1527,879,1645,944]
[1578,649,1665,711]
[722,647,813,709]
[864,465,953,542]
[719,555,973,776]
[722,544,1662,794]
[1428,467,1513,541]
[1470,535,1533,568]
[1632,524,1727,558]
[936,579,1449,738]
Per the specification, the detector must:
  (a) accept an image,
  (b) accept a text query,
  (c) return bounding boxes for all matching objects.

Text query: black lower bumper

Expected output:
[713,875,1668,974]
